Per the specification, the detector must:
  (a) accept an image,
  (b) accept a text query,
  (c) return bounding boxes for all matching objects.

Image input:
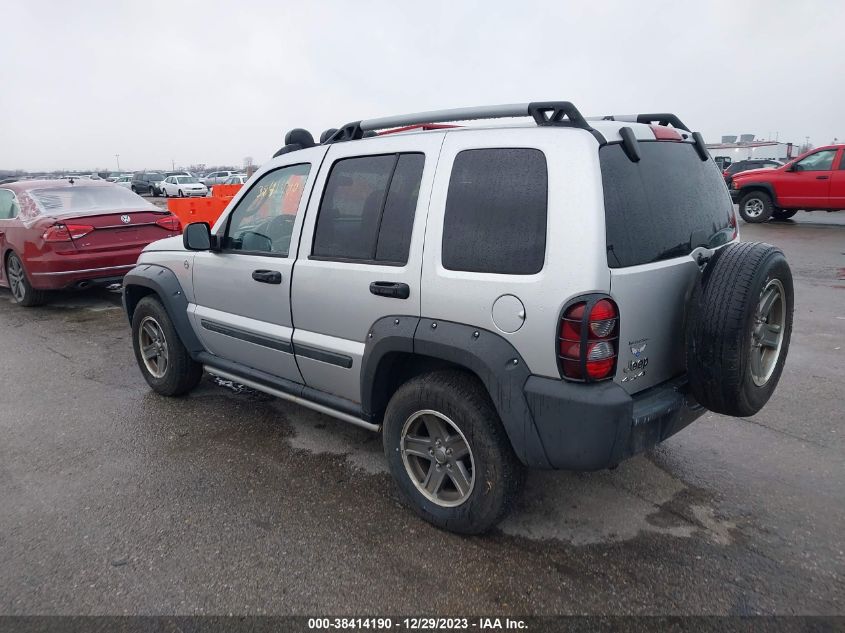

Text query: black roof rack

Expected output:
[323,101,604,144]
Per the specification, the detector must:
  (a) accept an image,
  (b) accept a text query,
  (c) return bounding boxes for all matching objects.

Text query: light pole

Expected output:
[115,154,120,172]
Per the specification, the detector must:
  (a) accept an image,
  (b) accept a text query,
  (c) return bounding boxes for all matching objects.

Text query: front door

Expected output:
[777,148,836,207]
[290,133,442,403]
[189,149,325,381]
[828,149,845,208]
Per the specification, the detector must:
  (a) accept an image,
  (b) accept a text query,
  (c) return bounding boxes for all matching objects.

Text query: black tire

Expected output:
[738,191,774,223]
[162,188,168,198]
[131,295,202,396]
[5,252,47,307]
[686,242,793,417]
[131,185,138,193]
[772,209,798,220]
[177,189,183,198]
[383,370,524,534]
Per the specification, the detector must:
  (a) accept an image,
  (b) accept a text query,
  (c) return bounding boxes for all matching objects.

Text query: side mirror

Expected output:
[787,163,799,172]
[183,222,215,251]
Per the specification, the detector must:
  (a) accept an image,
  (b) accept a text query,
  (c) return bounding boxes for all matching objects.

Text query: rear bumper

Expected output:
[523,374,704,470]
[30,264,136,289]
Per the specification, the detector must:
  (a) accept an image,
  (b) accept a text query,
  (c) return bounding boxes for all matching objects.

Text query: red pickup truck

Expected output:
[730,144,845,222]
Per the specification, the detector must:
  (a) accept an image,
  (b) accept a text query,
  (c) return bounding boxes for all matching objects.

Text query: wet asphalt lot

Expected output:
[0,211,843,616]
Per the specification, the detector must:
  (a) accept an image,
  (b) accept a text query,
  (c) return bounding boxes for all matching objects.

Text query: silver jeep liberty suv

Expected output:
[123,102,794,533]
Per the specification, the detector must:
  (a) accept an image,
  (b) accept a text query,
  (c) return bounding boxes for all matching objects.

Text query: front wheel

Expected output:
[131,296,202,396]
[177,189,184,198]
[5,252,47,307]
[383,371,524,534]
[738,191,774,223]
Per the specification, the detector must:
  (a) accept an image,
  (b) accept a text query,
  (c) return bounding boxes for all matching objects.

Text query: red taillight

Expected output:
[155,215,181,232]
[558,297,619,381]
[42,223,94,242]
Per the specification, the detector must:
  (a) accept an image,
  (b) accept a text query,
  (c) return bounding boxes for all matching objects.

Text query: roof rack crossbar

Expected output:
[325,101,600,144]
[598,113,691,132]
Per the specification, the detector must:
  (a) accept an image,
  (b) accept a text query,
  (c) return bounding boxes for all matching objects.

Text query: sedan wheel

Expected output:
[6,254,26,303]
[178,189,184,197]
[5,253,46,307]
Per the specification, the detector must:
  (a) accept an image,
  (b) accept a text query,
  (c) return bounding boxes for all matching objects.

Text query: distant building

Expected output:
[707,134,797,169]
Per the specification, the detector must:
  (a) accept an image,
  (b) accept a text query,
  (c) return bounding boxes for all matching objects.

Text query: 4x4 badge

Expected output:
[630,342,647,357]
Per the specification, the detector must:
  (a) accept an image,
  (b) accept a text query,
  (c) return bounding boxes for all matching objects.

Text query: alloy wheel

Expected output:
[750,278,785,386]
[138,316,169,379]
[6,255,26,302]
[400,409,475,507]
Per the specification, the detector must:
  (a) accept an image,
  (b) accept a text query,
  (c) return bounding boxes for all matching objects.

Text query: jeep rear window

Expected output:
[442,148,547,275]
[601,141,734,268]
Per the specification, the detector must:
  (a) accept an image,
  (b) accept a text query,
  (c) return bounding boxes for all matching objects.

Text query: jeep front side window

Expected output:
[222,163,311,256]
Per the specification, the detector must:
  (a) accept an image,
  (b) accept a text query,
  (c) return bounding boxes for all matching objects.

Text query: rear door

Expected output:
[600,139,737,394]
[188,149,324,381]
[290,133,440,403]
[777,148,836,207]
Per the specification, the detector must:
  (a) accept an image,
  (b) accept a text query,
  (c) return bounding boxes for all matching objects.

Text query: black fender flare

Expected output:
[737,181,779,206]
[360,316,552,468]
[122,264,204,355]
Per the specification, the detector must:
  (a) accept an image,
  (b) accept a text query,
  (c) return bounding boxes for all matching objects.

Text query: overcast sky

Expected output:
[1,0,842,172]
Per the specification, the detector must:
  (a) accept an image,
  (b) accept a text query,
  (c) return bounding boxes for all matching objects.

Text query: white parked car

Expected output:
[114,175,134,188]
[160,175,208,198]
[223,174,249,185]
[202,170,237,187]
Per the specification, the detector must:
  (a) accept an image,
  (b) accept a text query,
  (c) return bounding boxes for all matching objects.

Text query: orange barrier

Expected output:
[211,184,242,198]
[168,197,230,227]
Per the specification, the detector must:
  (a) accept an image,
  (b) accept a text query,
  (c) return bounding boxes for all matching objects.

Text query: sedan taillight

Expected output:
[42,223,94,242]
[155,215,182,232]
[558,297,620,381]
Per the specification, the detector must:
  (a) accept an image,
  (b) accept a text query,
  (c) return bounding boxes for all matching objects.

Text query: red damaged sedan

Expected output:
[0,179,181,306]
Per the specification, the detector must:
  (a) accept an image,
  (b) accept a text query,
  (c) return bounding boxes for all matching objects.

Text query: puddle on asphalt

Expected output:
[211,377,736,547]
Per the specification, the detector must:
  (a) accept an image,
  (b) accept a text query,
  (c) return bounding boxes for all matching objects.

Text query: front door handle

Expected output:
[252,269,282,284]
[816,175,830,180]
[369,281,410,299]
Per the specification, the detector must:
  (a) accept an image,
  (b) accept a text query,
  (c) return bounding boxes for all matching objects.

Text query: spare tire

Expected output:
[686,242,793,417]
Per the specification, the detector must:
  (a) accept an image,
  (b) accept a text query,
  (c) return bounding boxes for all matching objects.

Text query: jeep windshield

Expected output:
[600,140,735,268]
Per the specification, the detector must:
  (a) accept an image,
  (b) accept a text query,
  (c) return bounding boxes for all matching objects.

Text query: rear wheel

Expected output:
[686,242,793,416]
[5,252,47,307]
[131,295,202,396]
[738,191,774,223]
[772,209,798,220]
[383,370,524,534]
[131,185,138,193]
[177,189,184,198]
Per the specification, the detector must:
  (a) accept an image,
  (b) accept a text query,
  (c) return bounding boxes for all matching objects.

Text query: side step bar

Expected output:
[203,365,381,433]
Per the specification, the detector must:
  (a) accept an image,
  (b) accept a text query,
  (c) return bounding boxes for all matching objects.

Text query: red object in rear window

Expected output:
[558,296,619,381]
[649,125,683,141]
[155,215,182,232]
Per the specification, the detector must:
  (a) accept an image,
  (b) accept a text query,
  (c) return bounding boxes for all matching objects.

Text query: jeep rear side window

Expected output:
[312,153,424,264]
[442,148,547,275]
[601,142,734,268]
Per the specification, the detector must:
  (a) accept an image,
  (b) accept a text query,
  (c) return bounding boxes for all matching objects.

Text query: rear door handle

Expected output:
[252,269,282,284]
[816,175,829,180]
[369,281,410,299]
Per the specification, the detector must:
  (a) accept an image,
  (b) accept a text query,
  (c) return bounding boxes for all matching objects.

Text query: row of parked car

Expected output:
[126,171,248,197]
